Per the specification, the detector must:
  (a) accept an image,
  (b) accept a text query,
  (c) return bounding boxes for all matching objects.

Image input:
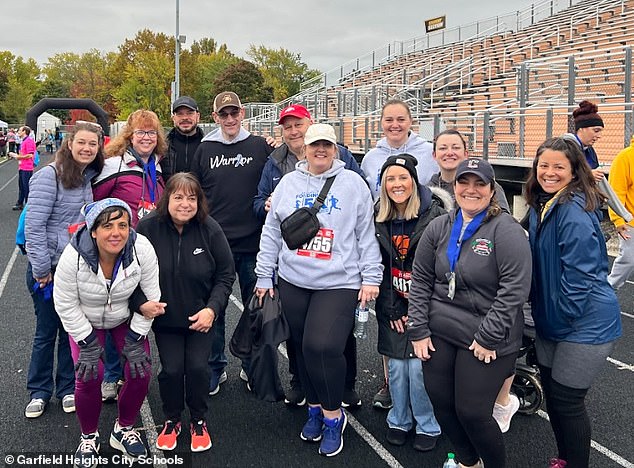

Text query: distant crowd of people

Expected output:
[15,94,625,468]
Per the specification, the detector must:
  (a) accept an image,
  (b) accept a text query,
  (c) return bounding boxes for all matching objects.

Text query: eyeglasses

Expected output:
[217,109,241,119]
[133,130,158,138]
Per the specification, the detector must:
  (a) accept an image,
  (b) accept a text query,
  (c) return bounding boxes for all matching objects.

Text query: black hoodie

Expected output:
[374,185,452,359]
[163,127,205,181]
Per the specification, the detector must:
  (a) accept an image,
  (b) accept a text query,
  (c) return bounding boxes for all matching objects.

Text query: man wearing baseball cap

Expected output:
[163,96,204,181]
[191,91,274,395]
[254,104,363,222]
[253,104,364,408]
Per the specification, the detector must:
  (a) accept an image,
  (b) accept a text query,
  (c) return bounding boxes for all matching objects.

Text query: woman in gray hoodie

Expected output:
[255,124,382,458]
[360,99,438,200]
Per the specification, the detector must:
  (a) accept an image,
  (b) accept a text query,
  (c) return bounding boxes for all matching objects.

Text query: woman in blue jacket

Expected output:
[24,122,104,420]
[524,137,622,468]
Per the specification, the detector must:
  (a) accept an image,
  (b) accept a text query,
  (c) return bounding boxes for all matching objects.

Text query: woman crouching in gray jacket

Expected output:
[408,158,531,468]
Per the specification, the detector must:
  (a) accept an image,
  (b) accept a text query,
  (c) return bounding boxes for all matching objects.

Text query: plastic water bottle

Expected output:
[442,452,459,468]
[353,304,369,339]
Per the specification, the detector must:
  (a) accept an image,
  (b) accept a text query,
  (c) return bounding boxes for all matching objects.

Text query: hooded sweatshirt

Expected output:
[255,159,382,291]
[163,126,205,181]
[192,127,273,252]
[361,132,438,200]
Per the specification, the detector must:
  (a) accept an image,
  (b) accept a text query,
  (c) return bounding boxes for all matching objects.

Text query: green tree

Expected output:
[211,59,273,105]
[181,40,237,116]
[247,45,320,101]
[0,52,41,123]
[112,50,173,122]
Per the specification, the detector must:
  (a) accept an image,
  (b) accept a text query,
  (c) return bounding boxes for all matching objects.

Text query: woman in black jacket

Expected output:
[136,173,235,453]
[374,154,451,451]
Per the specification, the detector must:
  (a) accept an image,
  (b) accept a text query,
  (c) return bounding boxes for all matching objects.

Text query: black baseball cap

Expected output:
[455,158,495,184]
[172,96,199,113]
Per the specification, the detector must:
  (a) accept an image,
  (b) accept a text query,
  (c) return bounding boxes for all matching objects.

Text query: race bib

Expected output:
[137,200,156,220]
[391,267,411,298]
[67,222,86,236]
[297,228,334,260]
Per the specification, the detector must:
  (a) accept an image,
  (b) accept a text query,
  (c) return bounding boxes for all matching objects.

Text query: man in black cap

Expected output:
[163,96,204,181]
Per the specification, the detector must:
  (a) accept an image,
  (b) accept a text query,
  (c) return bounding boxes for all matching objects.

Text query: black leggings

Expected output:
[423,336,516,468]
[539,365,591,468]
[278,278,357,411]
[155,329,214,422]
[286,327,357,390]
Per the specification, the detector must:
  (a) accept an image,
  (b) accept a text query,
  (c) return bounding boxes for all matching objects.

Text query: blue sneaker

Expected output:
[300,406,323,442]
[109,420,147,461]
[319,409,347,457]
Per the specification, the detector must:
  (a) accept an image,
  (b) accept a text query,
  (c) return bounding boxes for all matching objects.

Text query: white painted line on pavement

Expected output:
[0,173,18,192]
[230,294,404,468]
[140,399,165,468]
[621,311,634,319]
[538,410,634,468]
[0,247,18,299]
[607,356,634,372]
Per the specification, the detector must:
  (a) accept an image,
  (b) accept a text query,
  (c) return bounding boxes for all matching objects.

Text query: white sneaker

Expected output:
[25,398,47,418]
[101,381,118,402]
[493,393,520,433]
[62,394,76,413]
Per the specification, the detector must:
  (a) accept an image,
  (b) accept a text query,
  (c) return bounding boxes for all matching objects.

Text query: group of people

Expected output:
[19,93,623,468]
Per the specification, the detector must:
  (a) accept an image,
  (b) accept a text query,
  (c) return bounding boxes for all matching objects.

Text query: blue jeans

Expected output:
[17,170,32,206]
[387,358,441,436]
[208,252,256,382]
[26,263,75,401]
[103,332,122,383]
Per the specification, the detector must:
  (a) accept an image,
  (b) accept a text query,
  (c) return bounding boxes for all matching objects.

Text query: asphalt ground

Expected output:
[0,154,632,468]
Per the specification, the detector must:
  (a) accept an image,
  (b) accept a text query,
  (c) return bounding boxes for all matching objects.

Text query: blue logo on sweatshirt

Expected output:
[295,192,341,215]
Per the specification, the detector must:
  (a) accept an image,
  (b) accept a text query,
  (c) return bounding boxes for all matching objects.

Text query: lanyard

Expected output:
[144,156,157,203]
[445,209,486,299]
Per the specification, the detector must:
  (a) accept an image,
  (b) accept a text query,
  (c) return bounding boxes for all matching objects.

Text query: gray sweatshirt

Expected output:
[408,209,531,355]
[255,159,383,290]
[361,132,439,200]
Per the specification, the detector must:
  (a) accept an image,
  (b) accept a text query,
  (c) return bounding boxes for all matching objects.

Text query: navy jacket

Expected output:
[253,143,364,222]
[528,191,621,344]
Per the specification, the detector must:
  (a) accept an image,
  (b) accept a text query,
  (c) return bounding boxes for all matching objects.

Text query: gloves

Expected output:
[121,330,151,379]
[75,332,103,382]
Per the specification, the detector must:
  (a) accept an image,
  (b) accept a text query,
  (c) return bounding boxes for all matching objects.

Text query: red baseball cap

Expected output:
[278,104,312,124]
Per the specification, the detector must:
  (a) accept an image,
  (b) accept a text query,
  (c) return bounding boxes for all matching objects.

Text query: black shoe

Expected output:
[413,433,439,452]
[341,388,362,408]
[386,428,408,446]
[284,380,306,406]
[12,204,23,211]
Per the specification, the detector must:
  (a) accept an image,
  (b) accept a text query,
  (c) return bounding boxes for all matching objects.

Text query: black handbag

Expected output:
[280,176,335,250]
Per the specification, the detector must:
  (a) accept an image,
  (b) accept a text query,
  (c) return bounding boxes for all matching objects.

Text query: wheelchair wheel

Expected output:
[512,369,544,415]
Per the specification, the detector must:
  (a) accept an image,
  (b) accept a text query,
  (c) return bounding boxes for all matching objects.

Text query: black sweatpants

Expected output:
[423,336,517,468]
[278,278,357,411]
[154,329,214,422]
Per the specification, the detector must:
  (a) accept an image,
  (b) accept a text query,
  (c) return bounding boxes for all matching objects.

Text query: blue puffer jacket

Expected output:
[25,164,97,278]
[528,191,621,344]
[253,143,364,222]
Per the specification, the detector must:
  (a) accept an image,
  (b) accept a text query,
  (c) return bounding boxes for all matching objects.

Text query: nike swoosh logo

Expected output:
[273,177,281,181]
[193,248,205,255]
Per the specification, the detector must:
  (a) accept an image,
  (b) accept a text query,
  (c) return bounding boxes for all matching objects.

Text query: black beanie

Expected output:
[380,154,418,182]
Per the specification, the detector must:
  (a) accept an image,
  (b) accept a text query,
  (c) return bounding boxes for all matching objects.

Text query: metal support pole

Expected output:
[483,112,490,159]
[519,63,528,158]
[174,0,180,102]
[364,117,370,153]
[546,108,553,140]
[624,47,633,146]
[567,56,576,133]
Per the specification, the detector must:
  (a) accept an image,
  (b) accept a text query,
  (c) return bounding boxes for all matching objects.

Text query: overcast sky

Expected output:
[3,0,537,73]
